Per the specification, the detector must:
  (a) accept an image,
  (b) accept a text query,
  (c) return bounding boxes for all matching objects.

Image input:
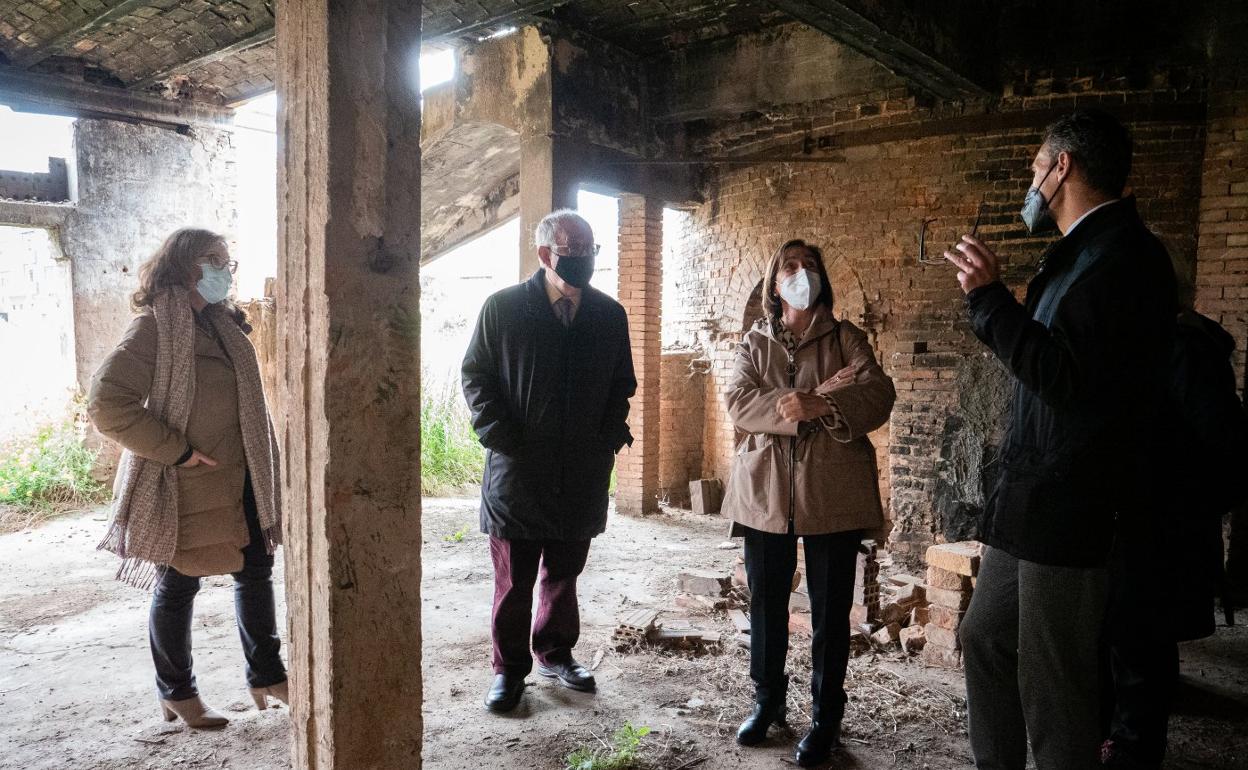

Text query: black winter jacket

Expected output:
[967,197,1177,567]
[1110,312,1248,641]
[462,270,636,541]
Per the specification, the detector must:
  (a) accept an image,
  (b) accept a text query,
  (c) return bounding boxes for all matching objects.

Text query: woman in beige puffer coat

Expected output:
[723,239,895,767]
[89,228,287,729]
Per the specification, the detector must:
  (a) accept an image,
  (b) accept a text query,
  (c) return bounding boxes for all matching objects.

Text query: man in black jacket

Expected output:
[462,209,636,714]
[944,110,1176,769]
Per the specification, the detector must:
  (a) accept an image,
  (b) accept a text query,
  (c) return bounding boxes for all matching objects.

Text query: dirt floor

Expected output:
[1,498,1246,769]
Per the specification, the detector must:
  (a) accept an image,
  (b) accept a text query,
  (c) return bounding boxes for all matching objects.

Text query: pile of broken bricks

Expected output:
[917,541,982,669]
[617,540,984,667]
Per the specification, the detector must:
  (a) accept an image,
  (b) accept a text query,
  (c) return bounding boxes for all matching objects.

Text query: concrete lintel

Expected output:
[0,67,234,129]
[769,0,996,100]
[0,199,73,230]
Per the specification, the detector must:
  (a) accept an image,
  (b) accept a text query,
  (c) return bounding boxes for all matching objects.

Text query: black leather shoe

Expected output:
[795,720,842,767]
[536,659,596,692]
[484,674,526,713]
[736,702,786,746]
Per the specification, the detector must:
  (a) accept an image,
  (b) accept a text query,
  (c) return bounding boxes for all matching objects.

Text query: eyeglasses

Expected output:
[552,244,601,259]
[200,259,239,274]
[917,200,985,265]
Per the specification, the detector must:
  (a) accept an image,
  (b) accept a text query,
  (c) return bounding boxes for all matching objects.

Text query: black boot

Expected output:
[736,701,786,746]
[795,719,842,767]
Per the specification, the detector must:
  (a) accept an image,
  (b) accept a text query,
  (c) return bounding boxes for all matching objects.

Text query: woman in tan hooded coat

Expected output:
[723,239,895,767]
[89,228,286,729]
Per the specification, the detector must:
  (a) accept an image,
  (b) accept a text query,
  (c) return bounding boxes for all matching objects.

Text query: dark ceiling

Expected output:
[0,0,790,106]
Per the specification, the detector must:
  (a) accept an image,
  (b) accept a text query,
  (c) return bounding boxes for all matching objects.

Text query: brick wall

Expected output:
[1195,50,1248,395]
[671,84,1206,565]
[616,194,663,515]
[658,350,706,507]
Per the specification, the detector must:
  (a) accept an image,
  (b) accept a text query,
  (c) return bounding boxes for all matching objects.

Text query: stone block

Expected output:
[910,605,930,627]
[925,541,982,577]
[920,644,963,669]
[900,624,926,653]
[872,622,901,646]
[926,586,972,611]
[689,478,723,514]
[923,623,961,650]
[928,604,966,631]
[676,569,731,596]
[927,565,974,591]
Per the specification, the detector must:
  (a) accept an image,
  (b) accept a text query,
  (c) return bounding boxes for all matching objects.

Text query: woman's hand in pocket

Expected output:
[179,449,218,468]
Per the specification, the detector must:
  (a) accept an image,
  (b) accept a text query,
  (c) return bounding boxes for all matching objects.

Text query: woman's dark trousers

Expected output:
[149,478,286,701]
[743,525,862,723]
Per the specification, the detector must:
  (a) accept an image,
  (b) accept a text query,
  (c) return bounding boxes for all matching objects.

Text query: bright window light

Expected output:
[0,105,75,173]
[420,48,456,92]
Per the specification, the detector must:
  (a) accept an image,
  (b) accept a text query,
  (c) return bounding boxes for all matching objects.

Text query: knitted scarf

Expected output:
[98,288,283,589]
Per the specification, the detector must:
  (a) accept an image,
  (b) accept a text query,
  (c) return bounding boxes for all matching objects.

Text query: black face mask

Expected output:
[553,254,595,289]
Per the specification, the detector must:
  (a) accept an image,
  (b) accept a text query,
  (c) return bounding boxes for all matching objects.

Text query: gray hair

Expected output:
[534,209,591,249]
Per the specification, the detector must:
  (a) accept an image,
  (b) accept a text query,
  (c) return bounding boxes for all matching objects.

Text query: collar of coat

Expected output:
[1035,194,1141,274]
[749,305,839,351]
[523,268,612,324]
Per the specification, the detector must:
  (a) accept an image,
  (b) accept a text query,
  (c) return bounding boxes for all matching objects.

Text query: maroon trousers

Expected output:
[489,536,592,676]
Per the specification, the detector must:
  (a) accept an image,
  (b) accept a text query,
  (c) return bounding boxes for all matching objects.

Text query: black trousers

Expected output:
[742,525,861,723]
[149,477,286,701]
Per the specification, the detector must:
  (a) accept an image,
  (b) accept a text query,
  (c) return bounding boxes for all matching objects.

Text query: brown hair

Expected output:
[762,238,835,322]
[131,228,248,328]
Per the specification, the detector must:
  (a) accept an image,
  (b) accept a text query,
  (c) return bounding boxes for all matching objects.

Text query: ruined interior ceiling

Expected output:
[0,0,567,105]
[549,0,787,54]
[0,0,799,108]
[421,121,521,261]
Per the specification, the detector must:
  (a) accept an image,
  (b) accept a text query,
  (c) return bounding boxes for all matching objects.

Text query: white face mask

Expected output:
[778,269,820,310]
[196,264,232,304]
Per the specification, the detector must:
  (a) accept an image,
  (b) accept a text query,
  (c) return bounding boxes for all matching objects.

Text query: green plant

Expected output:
[444,524,470,543]
[0,409,108,532]
[420,381,485,496]
[565,722,650,770]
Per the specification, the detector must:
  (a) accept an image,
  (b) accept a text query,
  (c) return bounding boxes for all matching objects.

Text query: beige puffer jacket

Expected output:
[721,308,896,536]
[88,311,250,576]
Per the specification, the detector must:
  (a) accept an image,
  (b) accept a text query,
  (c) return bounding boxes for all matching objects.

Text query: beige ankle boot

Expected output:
[159,696,229,728]
[249,680,289,710]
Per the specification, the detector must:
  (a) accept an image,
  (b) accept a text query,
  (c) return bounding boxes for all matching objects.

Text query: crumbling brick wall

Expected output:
[670,76,1206,566]
[658,350,706,507]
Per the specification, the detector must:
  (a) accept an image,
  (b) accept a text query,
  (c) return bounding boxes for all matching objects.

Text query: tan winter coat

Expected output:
[88,311,250,576]
[721,309,896,536]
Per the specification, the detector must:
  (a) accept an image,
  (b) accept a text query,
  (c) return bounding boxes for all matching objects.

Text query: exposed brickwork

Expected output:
[616,194,663,516]
[0,157,69,202]
[658,350,706,507]
[182,36,275,103]
[553,0,783,54]
[1195,50,1248,395]
[671,77,1206,565]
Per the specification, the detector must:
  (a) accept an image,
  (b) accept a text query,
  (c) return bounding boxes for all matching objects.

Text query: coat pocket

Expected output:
[722,439,775,521]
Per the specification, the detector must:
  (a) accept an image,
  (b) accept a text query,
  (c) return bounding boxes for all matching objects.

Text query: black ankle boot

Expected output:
[736,701,786,746]
[795,719,842,767]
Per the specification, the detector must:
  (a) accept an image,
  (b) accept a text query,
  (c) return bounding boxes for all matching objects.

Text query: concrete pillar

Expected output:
[614,194,662,516]
[518,133,578,279]
[276,2,423,767]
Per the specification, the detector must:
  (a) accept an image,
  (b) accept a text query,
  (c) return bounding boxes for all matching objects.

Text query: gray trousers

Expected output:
[960,546,1108,770]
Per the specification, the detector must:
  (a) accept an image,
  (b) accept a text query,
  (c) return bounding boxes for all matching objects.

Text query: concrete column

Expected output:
[276,2,423,767]
[615,194,662,516]
[518,133,578,279]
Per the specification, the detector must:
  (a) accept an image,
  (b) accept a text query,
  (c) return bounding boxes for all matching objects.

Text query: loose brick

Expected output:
[925,542,983,577]
[927,565,974,591]
[900,624,927,653]
[927,604,967,631]
[921,644,963,669]
[924,623,961,650]
[676,569,731,597]
[926,586,973,611]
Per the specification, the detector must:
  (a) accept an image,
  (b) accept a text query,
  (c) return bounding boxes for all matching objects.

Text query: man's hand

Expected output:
[944,234,1002,294]
[777,391,831,423]
[179,449,218,468]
